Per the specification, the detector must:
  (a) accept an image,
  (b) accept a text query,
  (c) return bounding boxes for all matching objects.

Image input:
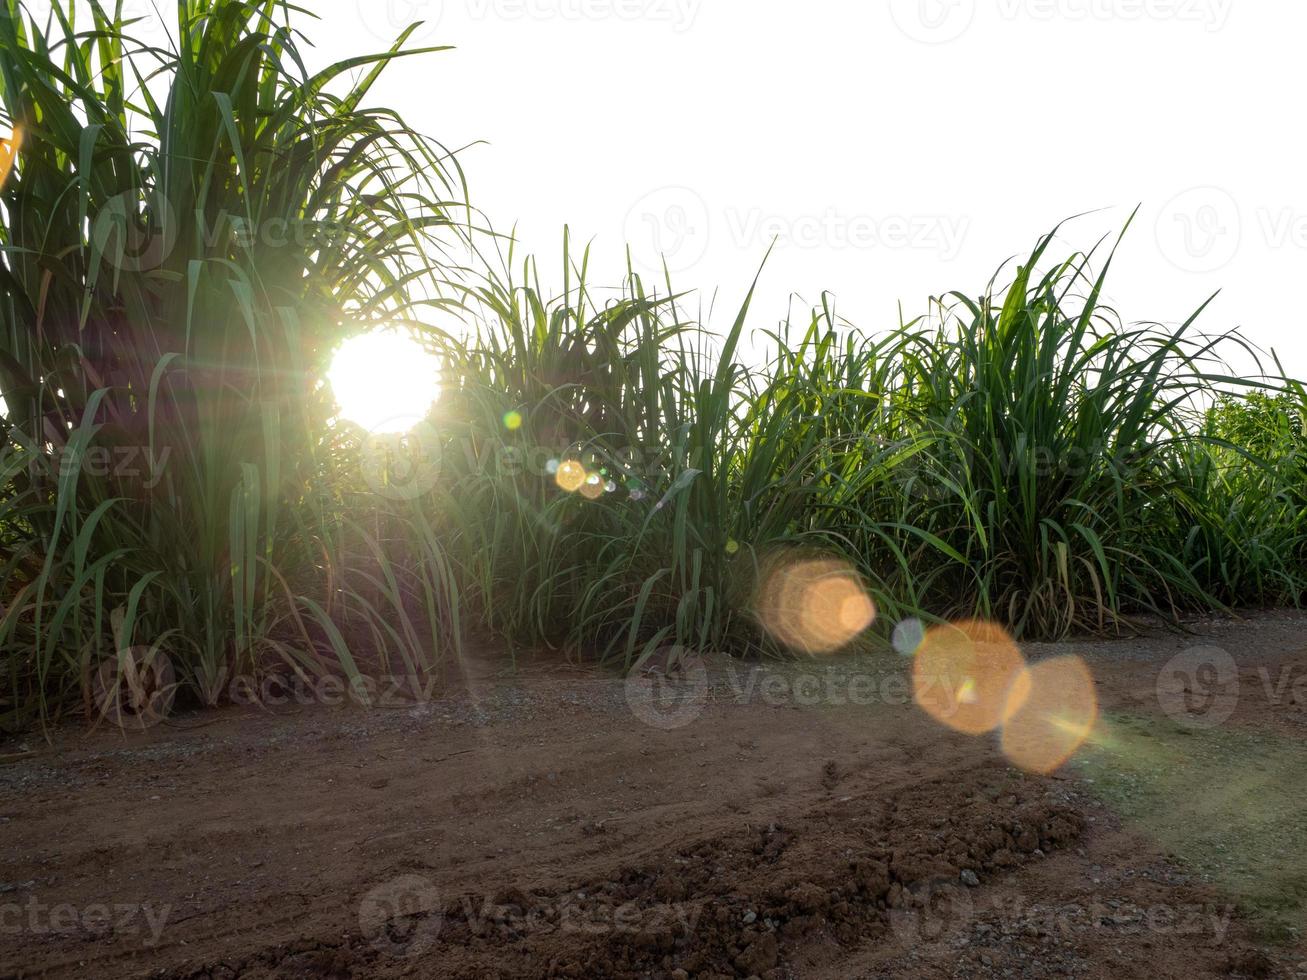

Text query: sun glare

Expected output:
[328,330,441,435]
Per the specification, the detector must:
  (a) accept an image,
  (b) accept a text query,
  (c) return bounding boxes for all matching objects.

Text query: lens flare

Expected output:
[1001,656,1098,774]
[892,617,926,657]
[503,410,523,431]
[0,125,23,189]
[556,460,586,493]
[757,558,876,655]
[579,473,605,500]
[912,620,1026,735]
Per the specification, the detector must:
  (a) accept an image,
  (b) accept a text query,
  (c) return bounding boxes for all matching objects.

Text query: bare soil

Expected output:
[2,615,1306,979]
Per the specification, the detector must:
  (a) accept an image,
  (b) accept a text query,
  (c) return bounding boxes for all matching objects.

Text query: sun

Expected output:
[327,329,442,435]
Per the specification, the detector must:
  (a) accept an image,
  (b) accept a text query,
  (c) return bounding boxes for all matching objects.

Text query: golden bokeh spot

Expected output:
[757,557,875,655]
[579,474,605,500]
[0,125,22,189]
[912,619,1026,735]
[1001,656,1098,775]
[556,460,586,493]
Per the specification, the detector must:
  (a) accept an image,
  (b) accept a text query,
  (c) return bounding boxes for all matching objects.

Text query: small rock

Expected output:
[960,869,980,887]
[743,909,758,924]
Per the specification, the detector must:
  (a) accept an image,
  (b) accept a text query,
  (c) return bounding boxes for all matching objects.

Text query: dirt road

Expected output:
[2,616,1305,978]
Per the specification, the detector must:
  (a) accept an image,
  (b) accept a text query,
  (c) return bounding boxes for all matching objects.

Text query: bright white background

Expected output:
[144,2,1307,370]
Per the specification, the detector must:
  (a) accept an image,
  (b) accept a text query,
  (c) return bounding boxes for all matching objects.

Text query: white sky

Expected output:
[308,0,1301,375]
[52,0,1307,375]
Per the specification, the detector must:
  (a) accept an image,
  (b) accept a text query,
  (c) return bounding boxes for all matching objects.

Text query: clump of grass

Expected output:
[871,221,1249,635]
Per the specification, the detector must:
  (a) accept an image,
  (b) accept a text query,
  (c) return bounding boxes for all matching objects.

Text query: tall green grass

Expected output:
[0,0,468,727]
[2,1,1304,729]
[438,226,1304,665]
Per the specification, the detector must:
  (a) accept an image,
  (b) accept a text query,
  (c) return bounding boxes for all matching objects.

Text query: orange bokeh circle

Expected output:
[912,619,1026,735]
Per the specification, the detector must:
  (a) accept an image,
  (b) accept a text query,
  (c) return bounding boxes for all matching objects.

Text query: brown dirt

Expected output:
[2,615,1306,979]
